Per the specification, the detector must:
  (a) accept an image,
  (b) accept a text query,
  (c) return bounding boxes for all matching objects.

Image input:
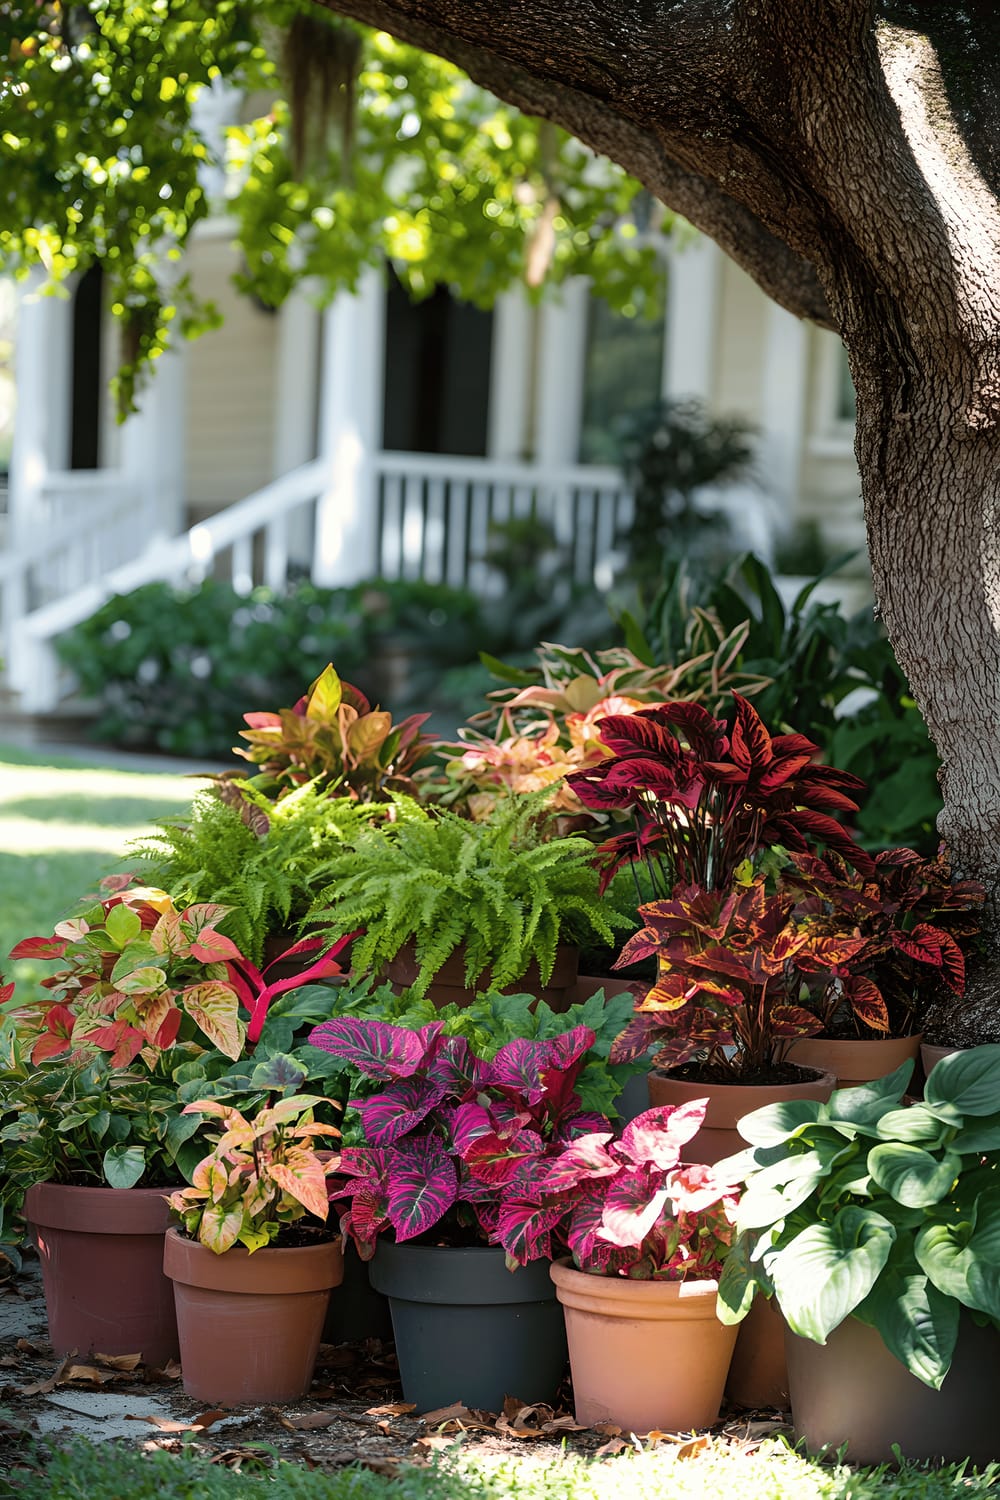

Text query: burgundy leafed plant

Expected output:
[497,1100,738,1279]
[306,1016,611,1260]
[567,692,873,895]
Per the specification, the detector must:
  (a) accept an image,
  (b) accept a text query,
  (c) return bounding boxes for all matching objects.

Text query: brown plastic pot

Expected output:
[785,1033,922,1090]
[647,1066,836,1165]
[163,1228,344,1404]
[786,1312,1000,1465]
[25,1182,178,1366]
[385,941,579,1011]
[550,1259,737,1433]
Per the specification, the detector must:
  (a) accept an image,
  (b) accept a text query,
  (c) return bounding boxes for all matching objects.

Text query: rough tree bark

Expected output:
[314,0,1000,1037]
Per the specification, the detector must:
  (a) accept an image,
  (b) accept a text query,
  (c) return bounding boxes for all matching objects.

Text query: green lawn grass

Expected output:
[5,1437,999,1500]
[0,744,198,988]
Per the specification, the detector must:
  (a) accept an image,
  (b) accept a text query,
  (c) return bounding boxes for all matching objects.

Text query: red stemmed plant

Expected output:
[495,1099,738,1279]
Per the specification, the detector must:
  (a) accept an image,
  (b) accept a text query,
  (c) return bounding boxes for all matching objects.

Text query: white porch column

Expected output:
[118,334,188,543]
[487,286,533,462]
[312,265,385,586]
[662,233,721,402]
[759,301,808,523]
[7,270,73,551]
[535,276,590,466]
[272,282,322,477]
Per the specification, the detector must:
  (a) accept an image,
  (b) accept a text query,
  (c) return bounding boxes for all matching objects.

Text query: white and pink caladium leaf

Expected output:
[597,1163,672,1249]
[385,1137,458,1241]
[537,1133,618,1193]
[616,1101,709,1170]
[356,1076,449,1146]
[307,1017,443,1079]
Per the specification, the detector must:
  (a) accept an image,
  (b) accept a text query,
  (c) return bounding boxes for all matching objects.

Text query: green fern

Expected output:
[133,783,373,965]
[311,793,630,998]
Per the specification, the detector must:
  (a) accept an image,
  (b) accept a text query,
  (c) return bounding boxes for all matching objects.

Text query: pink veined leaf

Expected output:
[537,1133,618,1192]
[462,1128,546,1185]
[450,1101,496,1156]
[617,1101,709,1169]
[307,1016,437,1079]
[385,1140,458,1241]
[496,1198,569,1267]
[423,1034,492,1096]
[356,1077,449,1146]
[597,1165,672,1250]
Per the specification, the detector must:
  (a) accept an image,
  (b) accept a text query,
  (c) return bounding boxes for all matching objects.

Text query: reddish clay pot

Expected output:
[647,1066,837,1165]
[163,1229,344,1404]
[25,1182,178,1366]
[550,1259,737,1433]
[725,1295,790,1410]
[785,1034,922,1090]
[385,941,579,1011]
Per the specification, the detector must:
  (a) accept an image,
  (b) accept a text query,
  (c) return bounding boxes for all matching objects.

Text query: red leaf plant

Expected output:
[783,847,984,1038]
[9,883,345,1068]
[307,1017,613,1261]
[567,692,873,896]
[608,879,866,1077]
[496,1100,738,1279]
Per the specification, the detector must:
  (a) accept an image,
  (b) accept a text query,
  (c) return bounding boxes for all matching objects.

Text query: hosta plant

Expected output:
[307,1016,612,1260]
[166,1095,341,1254]
[234,661,433,802]
[497,1099,738,1277]
[9,881,345,1066]
[312,793,630,998]
[717,1046,1000,1389]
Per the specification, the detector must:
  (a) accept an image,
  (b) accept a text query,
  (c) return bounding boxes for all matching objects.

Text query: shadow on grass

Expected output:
[0,848,136,981]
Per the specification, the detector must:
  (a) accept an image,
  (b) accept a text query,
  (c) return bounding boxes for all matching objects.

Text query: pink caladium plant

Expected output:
[307,1016,612,1260]
[497,1100,739,1279]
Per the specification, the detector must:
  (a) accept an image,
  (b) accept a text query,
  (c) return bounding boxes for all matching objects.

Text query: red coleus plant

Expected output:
[307,1016,610,1261]
[496,1100,738,1279]
[567,692,873,895]
[10,880,345,1068]
[783,847,984,1037]
[609,879,866,1076]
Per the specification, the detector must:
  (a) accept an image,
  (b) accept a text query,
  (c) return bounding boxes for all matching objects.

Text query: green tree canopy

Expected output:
[0,1,665,408]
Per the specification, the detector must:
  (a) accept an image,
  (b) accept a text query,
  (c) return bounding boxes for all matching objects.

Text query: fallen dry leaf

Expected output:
[494,1398,586,1440]
[0,1355,19,1368]
[594,1438,627,1457]
[17,1355,73,1397]
[279,1412,338,1432]
[126,1408,228,1434]
[61,1363,133,1386]
[419,1402,479,1426]
[413,1433,459,1456]
[674,1434,710,1459]
[15,1339,50,1356]
[93,1352,142,1372]
[365,1402,416,1417]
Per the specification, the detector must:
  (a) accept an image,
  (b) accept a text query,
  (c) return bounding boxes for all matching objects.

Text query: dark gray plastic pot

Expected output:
[368,1242,567,1414]
[786,1312,1000,1465]
[322,1239,392,1344]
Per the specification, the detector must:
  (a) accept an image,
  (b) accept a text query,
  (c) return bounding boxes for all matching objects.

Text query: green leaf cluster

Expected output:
[312,793,630,998]
[718,1046,1000,1389]
[134,782,372,964]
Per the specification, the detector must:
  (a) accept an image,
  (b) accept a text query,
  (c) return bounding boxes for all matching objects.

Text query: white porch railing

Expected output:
[3,454,634,714]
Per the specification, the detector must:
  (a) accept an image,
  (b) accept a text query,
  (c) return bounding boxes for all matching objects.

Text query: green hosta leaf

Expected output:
[104,904,143,949]
[737,1099,825,1148]
[182,982,246,1060]
[924,1045,1000,1117]
[824,1062,914,1123]
[716,1234,758,1325]
[103,1143,146,1189]
[916,1188,1000,1320]
[854,1266,959,1390]
[734,1152,831,1232]
[949,1113,1000,1154]
[875,1105,950,1147]
[868,1144,961,1208]
[771,1206,896,1342]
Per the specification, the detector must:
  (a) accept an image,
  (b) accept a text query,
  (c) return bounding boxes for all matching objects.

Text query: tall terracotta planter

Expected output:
[26,1182,178,1366]
[550,1260,737,1433]
[647,1066,836,1165]
[785,1312,1000,1465]
[385,941,579,1011]
[785,1033,922,1090]
[163,1228,343,1403]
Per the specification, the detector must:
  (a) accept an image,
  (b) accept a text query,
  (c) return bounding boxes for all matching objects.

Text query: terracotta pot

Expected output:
[26,1182,179,1366]
[550,1259,737,1433]
[385,941,579,1012]
[786,1312,1000,1465]
[725,1295,789,1410]
[647,1065,837,1165]
[785,1033,923,1090]
[920,1042,964,1077]
[369,1242,566,1413]
[163,1228,344,1403]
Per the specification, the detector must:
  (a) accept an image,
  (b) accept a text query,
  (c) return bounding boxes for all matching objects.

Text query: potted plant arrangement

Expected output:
[164,1089,343,1404]
[718,1046,1000,1464]
[312,794,630,1008]
[0,1044,205,1364]
[496,1098,741,1433]
[781,846,983,1086]
[307,1015,618,1412]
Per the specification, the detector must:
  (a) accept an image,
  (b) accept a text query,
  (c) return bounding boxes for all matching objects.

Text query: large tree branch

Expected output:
[314,0,834,325]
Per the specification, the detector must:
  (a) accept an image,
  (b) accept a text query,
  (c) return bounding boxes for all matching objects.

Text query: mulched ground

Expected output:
[0,1257,790,1478]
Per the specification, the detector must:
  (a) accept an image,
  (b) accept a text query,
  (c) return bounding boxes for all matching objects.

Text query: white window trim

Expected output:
[808,330,856,458]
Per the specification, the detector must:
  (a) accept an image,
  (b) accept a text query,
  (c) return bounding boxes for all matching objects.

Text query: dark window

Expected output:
[579,293,666,466]
[70,264,103,470]
[382,274,493,456]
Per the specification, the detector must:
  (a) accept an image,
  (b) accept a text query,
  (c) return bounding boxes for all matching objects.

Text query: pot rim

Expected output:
[550,1257,724,1319]
[25,1181,178,1235]
[649,1063,837,1094]
[163,1226,344,1295]
[369,1239,556,1305]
